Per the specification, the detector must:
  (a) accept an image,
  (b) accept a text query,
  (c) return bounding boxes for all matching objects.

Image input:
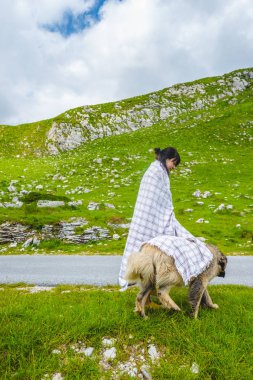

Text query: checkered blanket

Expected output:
[146,235,212,285]
[119,160,212,288]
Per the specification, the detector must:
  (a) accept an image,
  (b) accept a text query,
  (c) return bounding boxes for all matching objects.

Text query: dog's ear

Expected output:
[218,255,227,271]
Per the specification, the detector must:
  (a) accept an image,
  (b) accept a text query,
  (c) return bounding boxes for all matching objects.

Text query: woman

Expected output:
[119,146,206,290]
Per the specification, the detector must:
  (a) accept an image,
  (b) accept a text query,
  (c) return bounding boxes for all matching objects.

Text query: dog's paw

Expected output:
[212,304,219,309]
[173,305,181,312]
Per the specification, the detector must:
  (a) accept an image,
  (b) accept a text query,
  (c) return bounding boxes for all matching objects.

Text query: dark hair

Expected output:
[154,147,181,167]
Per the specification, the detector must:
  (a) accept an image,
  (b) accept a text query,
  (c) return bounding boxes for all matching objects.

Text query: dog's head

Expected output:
[217,254,227,278]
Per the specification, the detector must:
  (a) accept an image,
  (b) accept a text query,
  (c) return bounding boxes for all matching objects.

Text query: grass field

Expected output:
[0,69,252,255]
[0,285,252,379]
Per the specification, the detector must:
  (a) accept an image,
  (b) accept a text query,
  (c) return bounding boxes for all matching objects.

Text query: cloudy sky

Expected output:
[1,0,253,125]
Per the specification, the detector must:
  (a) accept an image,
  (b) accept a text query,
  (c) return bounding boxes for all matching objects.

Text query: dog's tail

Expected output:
[124,252,143,283]
[124,250,155,284]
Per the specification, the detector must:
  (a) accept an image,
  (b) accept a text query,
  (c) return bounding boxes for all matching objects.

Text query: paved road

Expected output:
[0,255,252,287]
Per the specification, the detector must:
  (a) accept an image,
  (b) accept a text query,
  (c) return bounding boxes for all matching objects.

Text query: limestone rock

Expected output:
[68,200,82,207]
[0,222,34,244]
[37,200,65,208]
[87,202,100,210]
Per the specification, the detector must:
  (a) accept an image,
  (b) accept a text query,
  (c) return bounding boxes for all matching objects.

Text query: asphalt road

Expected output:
[0,255,252,287]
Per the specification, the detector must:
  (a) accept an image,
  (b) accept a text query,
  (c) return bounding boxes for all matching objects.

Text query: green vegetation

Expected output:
[0,285,252,379]
[22,192,70,204]
[0,68,252,255]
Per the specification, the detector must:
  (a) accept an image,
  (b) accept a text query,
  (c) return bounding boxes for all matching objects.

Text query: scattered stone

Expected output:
[214,203,233,212]
[68,200,82,207]
[87,202,100,210]
[0,201,23,208]
[94,158,102,164]
[83,347,94,357]
[70,342,94,357]
[18,286,53,293]
[236,224,241,228]
[8,185,16,192]
[103,347,117,360]
[192,190,201,198]
[52,349,61,354]
[192,190,212,198]
[102,338,116,347]
[33,236,40,246]
[22,236,40,248]
[36,185,43,190]
[190,362,199,374]
[22,237,34,248]
[202,191,212,198]
[148,344,159,363]
[118,362,138,377]
[196,218,205,223]
[104,203,115,209]
[9,242,17,248]
[113,234,120,240]
[52,373,64,380]
[185,208,193,212]
[37,200,65,208]
[140,364,152,380]
[20,190,29,196]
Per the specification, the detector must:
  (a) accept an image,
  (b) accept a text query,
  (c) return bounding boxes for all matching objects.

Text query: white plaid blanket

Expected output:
[145,235,212,285]
[119,160,212,288]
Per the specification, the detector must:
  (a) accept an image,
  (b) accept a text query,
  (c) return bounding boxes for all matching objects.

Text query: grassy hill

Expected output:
[0,68,252,255]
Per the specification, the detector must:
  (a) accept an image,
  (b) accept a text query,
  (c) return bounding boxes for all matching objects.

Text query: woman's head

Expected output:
[154,147,181,171]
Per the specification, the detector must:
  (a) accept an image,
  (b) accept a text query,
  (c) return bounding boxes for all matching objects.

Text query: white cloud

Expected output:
[0,0,253,125]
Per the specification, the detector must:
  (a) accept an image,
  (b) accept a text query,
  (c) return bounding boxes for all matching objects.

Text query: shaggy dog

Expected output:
[124,243,227,318]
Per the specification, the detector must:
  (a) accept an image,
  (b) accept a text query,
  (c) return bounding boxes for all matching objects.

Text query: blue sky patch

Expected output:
[43,0,120,37]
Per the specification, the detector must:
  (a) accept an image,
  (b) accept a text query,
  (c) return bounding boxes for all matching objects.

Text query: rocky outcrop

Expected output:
[0,218,110,245]
[41,219,109,243]
[0,223,35,244]
[47,122,86,154]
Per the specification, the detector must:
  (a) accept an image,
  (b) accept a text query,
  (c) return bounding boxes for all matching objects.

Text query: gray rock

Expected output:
[37,200,65,208]
[87,202,100,210]
[47,122,86,153]
[22,237,34,248]
[1,202,23,208]
[8,185,16,192]
[0,222,34,244]
[68,200,82,207]
[104,203,115,209]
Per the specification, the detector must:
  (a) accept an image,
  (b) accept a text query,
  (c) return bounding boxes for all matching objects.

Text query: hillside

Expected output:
[0,68,252,255]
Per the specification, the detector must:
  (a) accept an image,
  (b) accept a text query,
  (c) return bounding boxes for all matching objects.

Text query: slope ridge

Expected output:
[0,68,252,157]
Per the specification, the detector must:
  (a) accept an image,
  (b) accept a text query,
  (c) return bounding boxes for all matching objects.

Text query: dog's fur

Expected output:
[124,243,227,318]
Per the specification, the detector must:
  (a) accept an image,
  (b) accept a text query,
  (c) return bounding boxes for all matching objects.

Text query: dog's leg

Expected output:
[135,282,153,318]
[157,287,181,312]
[201,288,219,309]
[188,277,207,318]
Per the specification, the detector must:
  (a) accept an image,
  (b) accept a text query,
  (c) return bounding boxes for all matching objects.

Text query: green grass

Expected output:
[0,68,252,255]
[0,285,252,379]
